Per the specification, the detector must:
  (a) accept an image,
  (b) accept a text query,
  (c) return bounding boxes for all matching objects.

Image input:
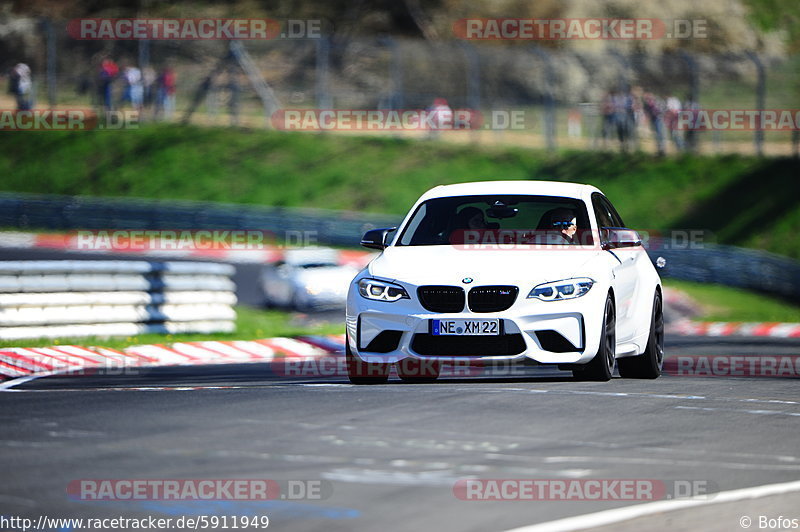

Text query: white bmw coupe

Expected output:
[345,181,663,383]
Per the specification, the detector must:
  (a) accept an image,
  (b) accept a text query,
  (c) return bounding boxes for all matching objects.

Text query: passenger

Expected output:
[454,206,488,230]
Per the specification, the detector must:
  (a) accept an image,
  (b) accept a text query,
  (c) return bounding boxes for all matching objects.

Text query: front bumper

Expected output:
[346,285,606,365]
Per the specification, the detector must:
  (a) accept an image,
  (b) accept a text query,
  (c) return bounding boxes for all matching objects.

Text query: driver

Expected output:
[549,208,578,244]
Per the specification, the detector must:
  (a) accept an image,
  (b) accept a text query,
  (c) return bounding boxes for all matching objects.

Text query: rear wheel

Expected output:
[574,295,615,381]
[346,336,390,385]
[618,291,664,379]
[292,291,313,313]
[397,358,440,383]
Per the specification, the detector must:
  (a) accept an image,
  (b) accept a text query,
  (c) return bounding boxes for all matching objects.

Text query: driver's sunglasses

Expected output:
[552,220,576,227]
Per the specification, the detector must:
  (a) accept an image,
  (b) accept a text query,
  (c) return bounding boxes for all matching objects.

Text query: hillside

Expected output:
[0,124,798,259]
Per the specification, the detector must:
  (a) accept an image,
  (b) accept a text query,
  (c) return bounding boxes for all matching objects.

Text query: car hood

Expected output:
[368,246,602,287]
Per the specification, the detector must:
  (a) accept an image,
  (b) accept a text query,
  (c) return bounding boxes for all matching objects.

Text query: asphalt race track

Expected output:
[2,335,799,532]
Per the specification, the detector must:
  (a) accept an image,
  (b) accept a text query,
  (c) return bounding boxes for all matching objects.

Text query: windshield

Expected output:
[397,194,593,246]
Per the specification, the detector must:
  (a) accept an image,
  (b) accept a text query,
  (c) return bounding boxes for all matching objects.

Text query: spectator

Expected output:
[642,92,666,156]
[142,65,157,111]
[98,58,119,111]
[664,94,685,152]
[600,91,614,147]
[120,65,144,111]
[567,108,582,138]
[627,85,643,150]
[611,90,629,151]
[8,63,32,111]
[428,97,452,139]
[156,66,176,120]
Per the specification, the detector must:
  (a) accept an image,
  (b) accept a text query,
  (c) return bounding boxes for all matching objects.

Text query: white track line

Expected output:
[0,372,55,391]
[503,479,800,532]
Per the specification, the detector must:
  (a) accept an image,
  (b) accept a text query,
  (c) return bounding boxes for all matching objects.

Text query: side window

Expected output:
[591,193,614,228]
[601,196,626,228]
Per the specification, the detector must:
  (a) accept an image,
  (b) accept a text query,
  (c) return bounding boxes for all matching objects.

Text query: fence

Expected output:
[3,17,799,156]
[0,260,236,340]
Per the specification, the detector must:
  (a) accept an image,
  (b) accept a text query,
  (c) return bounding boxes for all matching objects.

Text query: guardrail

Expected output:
[1,192,799,300]
[0,192,401,248]
[647,239,800,300]
[0,261,236,340]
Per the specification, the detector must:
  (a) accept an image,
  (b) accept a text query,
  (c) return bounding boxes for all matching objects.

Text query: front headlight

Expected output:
[527,277,594,301]
[304,283,324,296]
[358,278,410,302]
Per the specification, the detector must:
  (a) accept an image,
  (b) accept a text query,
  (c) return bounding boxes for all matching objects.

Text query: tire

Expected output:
[574,294,616,381]
[292,292,313,313]
[346,337,390,385]
[618,291,664,379]
[397,358,440,383]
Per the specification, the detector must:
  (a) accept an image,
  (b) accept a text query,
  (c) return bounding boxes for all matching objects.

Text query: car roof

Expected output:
[416,180,601,202]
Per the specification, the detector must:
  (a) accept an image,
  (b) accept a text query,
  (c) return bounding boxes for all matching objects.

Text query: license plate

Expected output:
[431,319,500,336]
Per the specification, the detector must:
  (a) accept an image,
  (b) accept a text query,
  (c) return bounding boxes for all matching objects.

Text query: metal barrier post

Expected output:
[530,46,557,151]
[459,42,481,140]
[316,37,332,109]
[746,51,766,156]
[381,37,403,110]
[40,17,57,107]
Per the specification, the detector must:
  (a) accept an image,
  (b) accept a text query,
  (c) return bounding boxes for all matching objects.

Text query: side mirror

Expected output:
[361,227,397,250]
[602,227,641,250]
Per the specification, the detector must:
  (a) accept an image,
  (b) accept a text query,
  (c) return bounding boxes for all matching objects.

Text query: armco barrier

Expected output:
[0,261,237,340]
[0,192,401,248]
[1,192,798,299]
[647,238,800,300]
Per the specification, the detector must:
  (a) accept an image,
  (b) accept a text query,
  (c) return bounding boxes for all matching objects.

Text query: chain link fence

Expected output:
[3,17,799,155]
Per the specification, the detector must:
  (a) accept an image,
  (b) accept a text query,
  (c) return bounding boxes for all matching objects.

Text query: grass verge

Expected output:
[0,125,798,258]
[663,279,800,322]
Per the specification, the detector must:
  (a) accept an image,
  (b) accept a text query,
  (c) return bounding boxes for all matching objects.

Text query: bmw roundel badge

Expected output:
[462,277,474,284]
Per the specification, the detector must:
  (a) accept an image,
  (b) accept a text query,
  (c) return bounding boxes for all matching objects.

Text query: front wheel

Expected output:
[574,294,616,381]
[346,337,390,385]
[618,291,664,379]
[292,291,313,313]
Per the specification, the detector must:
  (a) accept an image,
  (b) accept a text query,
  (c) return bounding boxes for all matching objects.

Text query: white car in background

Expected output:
[262,248,357,312]
[345,180,663,383]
